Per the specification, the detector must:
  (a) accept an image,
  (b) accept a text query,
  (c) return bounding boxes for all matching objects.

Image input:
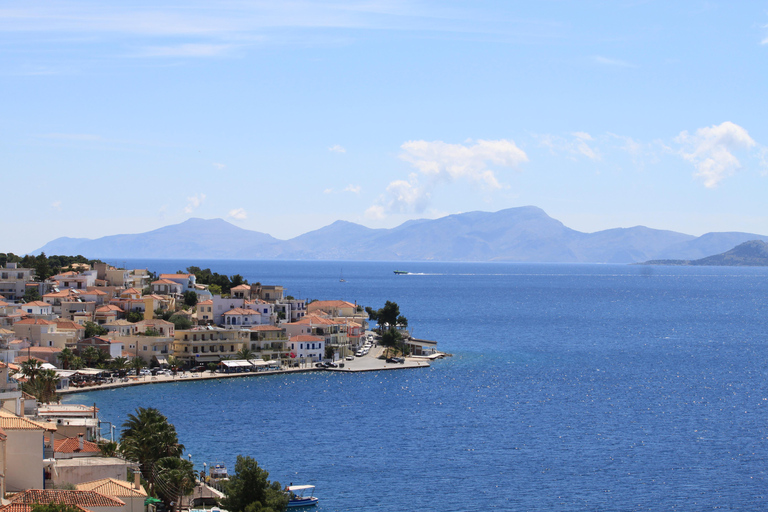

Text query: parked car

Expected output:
[315,362,327,368]
[345,355,354,361]
[326,362,338,368]
[190,365,207,373]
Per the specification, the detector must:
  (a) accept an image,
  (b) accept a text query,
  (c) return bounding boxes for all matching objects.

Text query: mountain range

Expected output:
[642,240,768,266]
[32,206,768,263]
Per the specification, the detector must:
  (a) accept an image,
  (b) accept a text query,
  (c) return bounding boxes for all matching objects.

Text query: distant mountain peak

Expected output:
[29,207,768,263]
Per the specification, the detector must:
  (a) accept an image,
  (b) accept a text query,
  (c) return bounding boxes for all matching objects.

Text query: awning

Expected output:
[220,360,254,368]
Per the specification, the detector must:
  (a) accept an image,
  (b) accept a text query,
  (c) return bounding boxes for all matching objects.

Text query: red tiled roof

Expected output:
[54,436,100,454]
[76,478,147,497]
[14,318,56,325]
[0,410,49,431]
[222,308,255,316]
[251,325,283,331]
[13,356,46,365]
[153,279,182,286]
[293,334,324,342]
[309,300,356,308]
[10,490,124,508]
[56,320,86,330]
[0,504,91,512]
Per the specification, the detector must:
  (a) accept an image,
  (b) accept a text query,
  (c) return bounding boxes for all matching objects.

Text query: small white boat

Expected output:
[209,463,228,480]
[286,485,318,508]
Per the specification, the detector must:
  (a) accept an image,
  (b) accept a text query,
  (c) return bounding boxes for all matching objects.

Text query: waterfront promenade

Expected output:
[57,346,435,395]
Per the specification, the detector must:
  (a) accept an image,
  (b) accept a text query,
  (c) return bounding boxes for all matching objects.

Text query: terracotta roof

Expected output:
[56,320,86,330]
[55,436,100,454]
[23,301,51,307]
[289,315,342,326]
[121,288,141,296]
[198,299,213,305]
[231,284,251,291]
[96,305,123,313]
[152,279,181,285]
[14,318,56,325]
[13,355,47,365]
[159,273,191,279]
[10,490,125,508]
[76,478,147,497]
[0,410,50,431]
[310,300,357,308]
[27,347,62,354]
[83,288,107,295]
[0,505,92,512]
[0,300,8,306]
[293,334,324,342]
[222,308,256,316]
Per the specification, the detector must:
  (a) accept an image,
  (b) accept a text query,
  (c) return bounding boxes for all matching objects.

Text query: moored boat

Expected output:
[286,485,318,508]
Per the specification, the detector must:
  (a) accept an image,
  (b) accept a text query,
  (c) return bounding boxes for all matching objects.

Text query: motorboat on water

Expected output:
[209,463,228,480]
[286,485,318,508]
[393,270,408,275]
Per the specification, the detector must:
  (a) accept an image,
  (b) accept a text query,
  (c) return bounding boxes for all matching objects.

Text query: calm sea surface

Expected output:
[65,260,768,511]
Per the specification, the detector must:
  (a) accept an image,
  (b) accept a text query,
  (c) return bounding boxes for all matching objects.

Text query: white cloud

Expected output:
[213,162,226,170]
[538,132,600,161]
[344,184,361,194]
[399,138,528,188]
[364,204,386,220]
[227,208,247,220]
[675,121,756,188]
[184,193,206,214]
[51,201,62,211]
[328,145,346,153]
[323,188,334,194]
[369,138,527,216]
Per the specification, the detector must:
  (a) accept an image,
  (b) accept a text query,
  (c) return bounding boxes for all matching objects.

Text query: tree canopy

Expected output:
[119,407,185,489]
[366,301,406,330]
[186,266,248,295]
[221,455,288,512]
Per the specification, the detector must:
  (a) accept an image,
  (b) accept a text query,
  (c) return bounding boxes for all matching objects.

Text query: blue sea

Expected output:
[65,261,768,511]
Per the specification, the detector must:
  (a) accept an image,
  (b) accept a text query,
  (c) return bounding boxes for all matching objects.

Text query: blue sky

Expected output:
[3,1,768,254]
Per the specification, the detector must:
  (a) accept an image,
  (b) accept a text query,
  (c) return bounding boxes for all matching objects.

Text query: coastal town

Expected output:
[0,257,441,511]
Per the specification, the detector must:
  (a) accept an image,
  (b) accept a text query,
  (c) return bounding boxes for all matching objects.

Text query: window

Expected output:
[193,347,198,353]
[143,346,148,351]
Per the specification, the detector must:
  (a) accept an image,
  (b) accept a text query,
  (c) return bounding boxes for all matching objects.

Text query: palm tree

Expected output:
[236,347,254,360]
[120,407,184,487]
[57,348,75,370]
[131,356,146,373]
[154,456,196,509]
[19,358,43,380]
[82,346,102,368]
[111,356,129,372]
[22,368,60,404]
[70,356,85,370]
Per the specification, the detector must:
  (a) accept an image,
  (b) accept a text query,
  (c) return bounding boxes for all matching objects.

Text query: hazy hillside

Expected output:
[32,207,768,264]
[643,240,768,266]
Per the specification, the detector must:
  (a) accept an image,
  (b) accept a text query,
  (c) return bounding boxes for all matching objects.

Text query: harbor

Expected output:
[57,345,444,395]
